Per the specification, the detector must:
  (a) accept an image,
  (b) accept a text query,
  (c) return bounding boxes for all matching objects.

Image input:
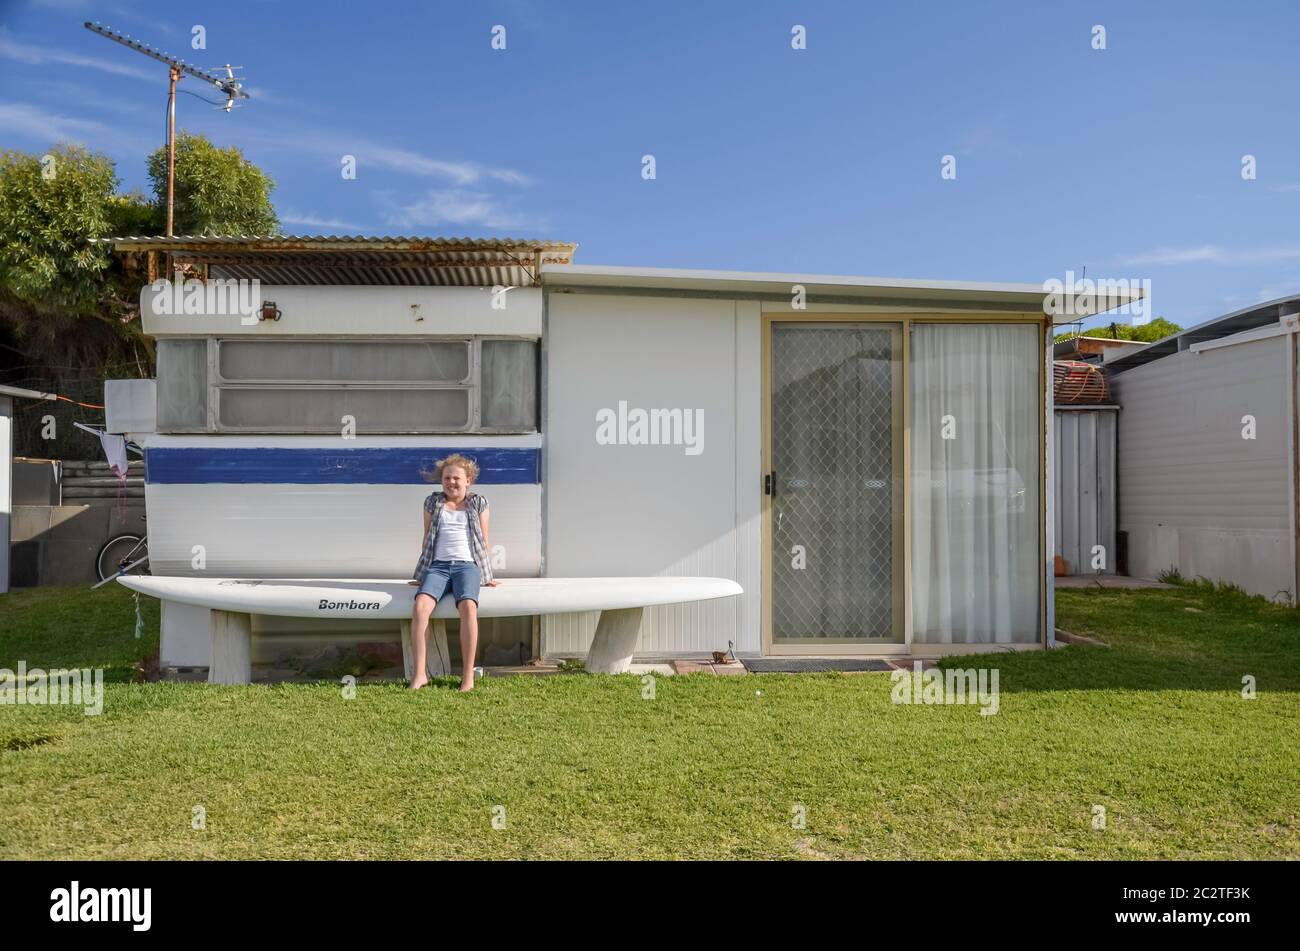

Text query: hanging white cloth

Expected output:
[73,422,130,478]
[100,432,128,479]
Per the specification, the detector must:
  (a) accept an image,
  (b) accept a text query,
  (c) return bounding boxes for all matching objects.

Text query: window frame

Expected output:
[155,335,540,434]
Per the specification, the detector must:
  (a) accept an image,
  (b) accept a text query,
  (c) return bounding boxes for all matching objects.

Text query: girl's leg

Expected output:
[409,593,436,688]
[457,597,479,691]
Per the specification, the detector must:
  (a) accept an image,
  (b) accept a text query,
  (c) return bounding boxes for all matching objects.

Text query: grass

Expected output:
[0,581,1297,859]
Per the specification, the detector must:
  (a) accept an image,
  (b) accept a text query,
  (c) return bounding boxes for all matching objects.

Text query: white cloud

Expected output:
[1254,281,1300,302]
[1119,245,1221,266]
[279,209,370,233]
[233,125,531,187]
[1118,244,1300,267]
[238,85,287,106]
[109,6,181,37]
[0,29,157,82]
[0,100,116,144]
[360,144,530,186]
[22,79,150,116]
[381,188,537,231]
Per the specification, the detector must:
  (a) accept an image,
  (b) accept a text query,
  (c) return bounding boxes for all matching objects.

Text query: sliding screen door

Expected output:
[769,322,903,647]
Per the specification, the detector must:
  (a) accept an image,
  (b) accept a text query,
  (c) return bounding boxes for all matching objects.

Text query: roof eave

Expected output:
[542,264,1142,320]
[1105,292,1300,373]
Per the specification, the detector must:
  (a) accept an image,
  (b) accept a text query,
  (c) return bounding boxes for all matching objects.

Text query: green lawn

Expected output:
[1,582,1297,859]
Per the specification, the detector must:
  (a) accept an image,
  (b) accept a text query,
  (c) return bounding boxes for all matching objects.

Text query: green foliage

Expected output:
[1157,572,1292,606]
[0,145,118,315]
[1055,317,1183,344]
[0,134,280,427]
[146,131,279,235]
[1157,566,1188,586]
[106,190,162,237]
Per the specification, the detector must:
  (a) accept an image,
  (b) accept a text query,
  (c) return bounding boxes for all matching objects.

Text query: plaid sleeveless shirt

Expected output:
[412,491,494,583]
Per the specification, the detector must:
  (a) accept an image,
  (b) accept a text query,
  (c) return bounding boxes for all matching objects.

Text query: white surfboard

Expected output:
[115,574,743,620]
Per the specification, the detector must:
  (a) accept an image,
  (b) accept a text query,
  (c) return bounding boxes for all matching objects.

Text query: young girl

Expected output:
[408,453,498,692]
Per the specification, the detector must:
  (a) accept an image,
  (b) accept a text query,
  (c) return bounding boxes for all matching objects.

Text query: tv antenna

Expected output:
[212,66,246,111]
[84,21,251,237]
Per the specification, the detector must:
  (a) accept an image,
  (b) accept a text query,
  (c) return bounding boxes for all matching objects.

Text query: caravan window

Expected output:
[156,339,207,430]
[155,337,538,433]
[218,340,470,383]
[219,387,471,430]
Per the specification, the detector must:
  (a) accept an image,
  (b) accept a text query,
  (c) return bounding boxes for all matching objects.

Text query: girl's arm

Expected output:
[479,505,499,586]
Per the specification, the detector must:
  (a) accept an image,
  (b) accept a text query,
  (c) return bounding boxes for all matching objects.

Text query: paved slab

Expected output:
[628,663,675,676]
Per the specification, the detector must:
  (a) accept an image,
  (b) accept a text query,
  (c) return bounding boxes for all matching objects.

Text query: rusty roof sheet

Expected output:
[98,235,577,287]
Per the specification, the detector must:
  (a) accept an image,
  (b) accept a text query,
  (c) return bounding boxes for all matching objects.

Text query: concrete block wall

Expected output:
[10,501,146,586]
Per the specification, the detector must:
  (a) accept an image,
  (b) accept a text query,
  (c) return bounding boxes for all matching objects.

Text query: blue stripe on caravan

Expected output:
[144,447,540,485]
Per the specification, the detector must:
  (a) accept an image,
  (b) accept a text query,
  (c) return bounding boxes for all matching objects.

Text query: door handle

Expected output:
[764,471,775,496]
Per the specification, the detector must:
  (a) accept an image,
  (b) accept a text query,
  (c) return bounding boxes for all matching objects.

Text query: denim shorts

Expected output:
[416,560,481,605]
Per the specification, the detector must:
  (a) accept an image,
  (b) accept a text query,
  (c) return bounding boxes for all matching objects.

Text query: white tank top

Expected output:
[433,505,473,561]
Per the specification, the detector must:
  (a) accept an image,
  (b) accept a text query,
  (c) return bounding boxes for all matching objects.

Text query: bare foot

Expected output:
[458,677,474,692]
[409,675,429,690]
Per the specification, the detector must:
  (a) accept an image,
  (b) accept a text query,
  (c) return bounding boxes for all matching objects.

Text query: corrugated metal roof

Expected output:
[98,235,578,287]
[1105,293,1300,373]
[97,234,575,249]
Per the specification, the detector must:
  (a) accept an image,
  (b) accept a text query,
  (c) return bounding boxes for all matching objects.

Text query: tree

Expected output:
[1,134,281,371]
[1055,317,1182,344]
[146,131,279,235]
[0,135,280,457]
[0,145,148,372]
[0,145,117,314]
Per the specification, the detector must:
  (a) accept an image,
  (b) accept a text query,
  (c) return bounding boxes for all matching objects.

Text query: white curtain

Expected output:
[157,339,208,430]
[910,324,1041,643]
[481,340,537,429]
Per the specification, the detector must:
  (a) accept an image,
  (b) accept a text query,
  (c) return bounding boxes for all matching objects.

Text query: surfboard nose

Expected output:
[114,575,148,595]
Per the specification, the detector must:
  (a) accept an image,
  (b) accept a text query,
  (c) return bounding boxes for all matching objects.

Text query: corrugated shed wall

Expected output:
[1053,409,1117,574]
[1110,335,1293,598]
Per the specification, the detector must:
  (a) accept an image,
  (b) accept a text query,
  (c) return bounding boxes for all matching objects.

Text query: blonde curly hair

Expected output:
[432,453,480,483]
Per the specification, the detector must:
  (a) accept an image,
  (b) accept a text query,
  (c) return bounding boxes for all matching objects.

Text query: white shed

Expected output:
[1106,295,1300,600]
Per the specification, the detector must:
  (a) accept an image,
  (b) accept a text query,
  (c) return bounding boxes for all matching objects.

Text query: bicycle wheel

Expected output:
[96,534,148,582]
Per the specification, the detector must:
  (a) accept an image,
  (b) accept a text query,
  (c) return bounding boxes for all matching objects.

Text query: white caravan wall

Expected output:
[142,434,542,577]
[1111,335,1292,598]
[544,293,760,657]
[145,482,541,577]
[148,433,542,665]
[142,285,542,337]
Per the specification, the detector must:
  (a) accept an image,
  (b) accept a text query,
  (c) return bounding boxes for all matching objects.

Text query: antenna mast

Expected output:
[83,21,251,238]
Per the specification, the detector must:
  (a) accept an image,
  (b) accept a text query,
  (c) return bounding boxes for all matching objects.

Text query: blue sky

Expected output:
[1,0,1298,329]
